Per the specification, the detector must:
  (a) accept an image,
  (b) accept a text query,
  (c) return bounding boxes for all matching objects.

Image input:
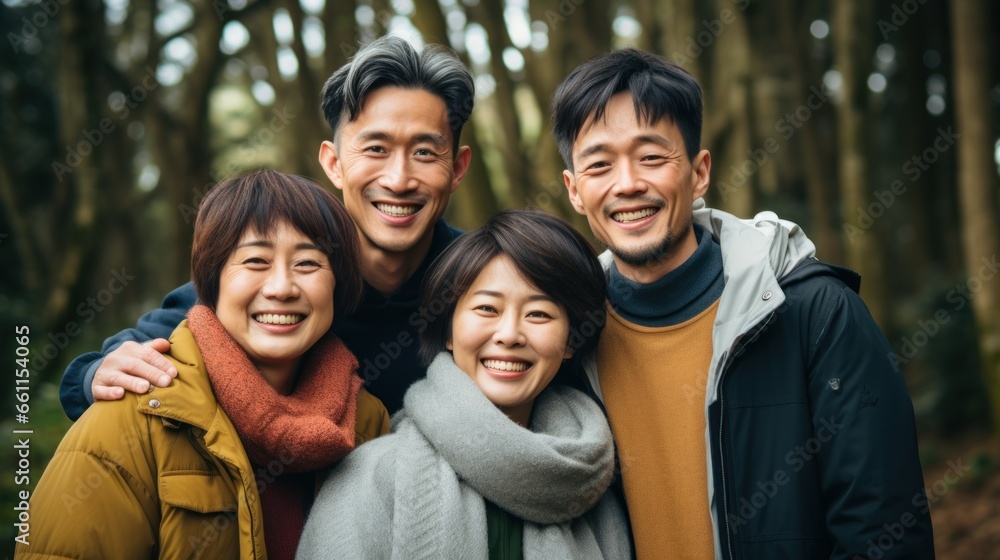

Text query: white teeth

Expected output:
[254,313,303,325]
[482,359,529,372]
[612,208,657,222]
[375,203,419,217]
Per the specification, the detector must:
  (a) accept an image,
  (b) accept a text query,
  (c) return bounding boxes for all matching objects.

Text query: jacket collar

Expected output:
[590,202,817,399]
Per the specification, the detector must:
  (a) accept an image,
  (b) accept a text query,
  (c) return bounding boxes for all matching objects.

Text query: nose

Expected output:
[492,312,526,347]
[611,161,647,197]
[260,267,300,300]
[377,153,418,193]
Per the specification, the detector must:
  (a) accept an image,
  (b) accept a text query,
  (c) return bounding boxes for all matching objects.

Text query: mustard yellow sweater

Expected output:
[598,299,720,559]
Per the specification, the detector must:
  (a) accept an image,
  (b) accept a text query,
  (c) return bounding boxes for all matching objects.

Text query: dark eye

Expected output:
[475,305,498,314]
[527,310,552,319]
[415,148,434,157]
[587,161,610,171]
[242,258,268,269]
[366,146,387,154]
[297,260,322,269]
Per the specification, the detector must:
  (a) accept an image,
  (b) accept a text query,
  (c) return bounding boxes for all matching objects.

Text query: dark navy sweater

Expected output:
[607,223,724,327]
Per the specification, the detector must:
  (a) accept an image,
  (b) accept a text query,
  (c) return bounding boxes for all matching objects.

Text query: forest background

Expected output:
[1,0,999,557]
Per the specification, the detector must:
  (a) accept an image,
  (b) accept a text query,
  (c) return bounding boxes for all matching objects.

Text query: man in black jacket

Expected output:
[552,48,934,559]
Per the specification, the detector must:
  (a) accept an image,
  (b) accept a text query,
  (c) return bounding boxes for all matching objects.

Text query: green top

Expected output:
[486,500,523,560]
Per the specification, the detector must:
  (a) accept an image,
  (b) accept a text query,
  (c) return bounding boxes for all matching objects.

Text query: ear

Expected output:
[691,149,711,201]
[318,141,344,192]
[563,169,586,215]
[449,145,472,193]
[445,338,453,351]
[563,344,574,360]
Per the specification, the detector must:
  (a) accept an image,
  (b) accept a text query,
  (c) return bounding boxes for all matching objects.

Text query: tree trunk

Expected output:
[833,0,888,327]
[776,0,844,264]
[323,0,356,76]
[410,0,498,227]
[284,0,329,181]
[704,2,755,218]
[469,0,533,207]
[950,0,1000,434]
[45,0,105,327]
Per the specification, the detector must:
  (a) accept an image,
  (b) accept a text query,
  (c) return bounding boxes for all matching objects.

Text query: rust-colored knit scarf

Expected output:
[186,304,362,472]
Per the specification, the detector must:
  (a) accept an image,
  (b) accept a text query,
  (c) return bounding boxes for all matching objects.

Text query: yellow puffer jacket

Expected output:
[16,320,389,559]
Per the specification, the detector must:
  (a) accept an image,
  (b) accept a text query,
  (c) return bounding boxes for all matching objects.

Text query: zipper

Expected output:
[717,311,776,560]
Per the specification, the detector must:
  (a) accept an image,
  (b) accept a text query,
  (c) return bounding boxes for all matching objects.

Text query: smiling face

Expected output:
[215,221,336,394]
[563,92,711,283]
[446,255,572,426]
[319,86,471,260]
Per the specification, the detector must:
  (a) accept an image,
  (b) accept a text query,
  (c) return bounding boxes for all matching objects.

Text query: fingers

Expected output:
[138,339,177,384]
[91,339,177,401]
[92,384,127,401]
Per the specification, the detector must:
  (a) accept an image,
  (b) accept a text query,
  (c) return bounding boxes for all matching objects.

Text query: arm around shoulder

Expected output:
[59,283,197,420]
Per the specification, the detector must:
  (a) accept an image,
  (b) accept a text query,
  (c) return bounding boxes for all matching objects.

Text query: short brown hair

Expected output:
[419,209,607,387]
[191,169,363,315]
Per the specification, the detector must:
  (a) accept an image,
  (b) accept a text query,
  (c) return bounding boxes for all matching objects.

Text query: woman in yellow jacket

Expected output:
[16,169,389,560]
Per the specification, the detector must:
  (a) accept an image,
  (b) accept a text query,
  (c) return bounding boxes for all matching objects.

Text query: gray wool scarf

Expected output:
[297,353,632,560]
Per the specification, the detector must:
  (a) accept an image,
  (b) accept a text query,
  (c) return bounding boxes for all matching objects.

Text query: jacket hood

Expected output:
[779,257,861,294]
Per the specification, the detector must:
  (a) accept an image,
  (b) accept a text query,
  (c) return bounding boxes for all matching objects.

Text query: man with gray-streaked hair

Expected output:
[60,35,475,417]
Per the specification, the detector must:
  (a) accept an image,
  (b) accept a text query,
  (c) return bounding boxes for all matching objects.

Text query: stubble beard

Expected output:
[606,213,693,268]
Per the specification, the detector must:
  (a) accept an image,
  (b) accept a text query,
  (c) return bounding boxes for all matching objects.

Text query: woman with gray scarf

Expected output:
[297,210,631,559]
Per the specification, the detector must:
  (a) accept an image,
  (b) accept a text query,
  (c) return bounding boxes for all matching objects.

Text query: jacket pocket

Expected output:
[159,470,237,513]
[158,471,241,559]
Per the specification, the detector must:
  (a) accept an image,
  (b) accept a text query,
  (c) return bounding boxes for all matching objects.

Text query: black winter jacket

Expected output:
[709,258,933,559]
[586,205,934,560]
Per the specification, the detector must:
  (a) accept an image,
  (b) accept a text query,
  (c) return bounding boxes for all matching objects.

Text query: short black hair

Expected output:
[192,169,363,316]
[551,48,703,171]
[320,36,474,156]
[419,210,607,387]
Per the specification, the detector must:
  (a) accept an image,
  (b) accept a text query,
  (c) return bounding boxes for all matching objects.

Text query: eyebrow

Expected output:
[472,290,559,303]
[236,240,323,251]
[355,130,392,143]
[575,133,676,162]
[575,143,609,162]
[414,132,448,148]
[355,130,448,148]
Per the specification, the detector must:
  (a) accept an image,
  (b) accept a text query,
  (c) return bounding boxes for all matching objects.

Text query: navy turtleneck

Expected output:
[607,223,725,327]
